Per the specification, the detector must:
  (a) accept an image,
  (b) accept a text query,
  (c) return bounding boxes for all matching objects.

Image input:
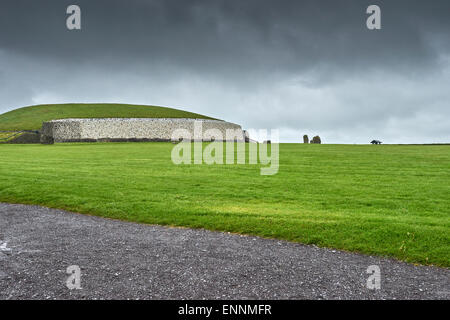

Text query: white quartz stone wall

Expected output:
[40,118,244,143]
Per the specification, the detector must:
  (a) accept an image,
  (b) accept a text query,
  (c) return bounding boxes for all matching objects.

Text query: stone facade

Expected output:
[7,132,41,144]
[40,118,245,144]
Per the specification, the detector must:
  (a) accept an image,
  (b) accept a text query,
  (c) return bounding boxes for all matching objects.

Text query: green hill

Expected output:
[0,103,216,131]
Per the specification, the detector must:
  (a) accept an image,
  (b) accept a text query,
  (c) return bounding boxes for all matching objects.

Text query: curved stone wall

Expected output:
[40,118,244,144]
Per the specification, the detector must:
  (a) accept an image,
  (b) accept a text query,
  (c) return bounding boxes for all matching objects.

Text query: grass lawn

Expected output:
[0,143,448,267]
[0,103,215,131]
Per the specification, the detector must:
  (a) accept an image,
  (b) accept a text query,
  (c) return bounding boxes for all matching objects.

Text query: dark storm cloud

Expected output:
[2,0,449,75]
[0,0,449,143]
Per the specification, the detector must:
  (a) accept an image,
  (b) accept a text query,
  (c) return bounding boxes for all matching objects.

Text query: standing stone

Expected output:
[311,136,322,144]
[303,135,309,144]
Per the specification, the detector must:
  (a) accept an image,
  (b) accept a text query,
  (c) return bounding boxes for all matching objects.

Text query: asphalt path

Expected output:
[0,203,448,300]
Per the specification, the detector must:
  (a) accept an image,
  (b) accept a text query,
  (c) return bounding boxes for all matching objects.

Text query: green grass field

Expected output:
[0,143,448,267]
[0,103,215,131]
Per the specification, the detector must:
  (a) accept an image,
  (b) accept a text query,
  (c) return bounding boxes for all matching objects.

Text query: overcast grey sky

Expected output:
[0,0,449,143]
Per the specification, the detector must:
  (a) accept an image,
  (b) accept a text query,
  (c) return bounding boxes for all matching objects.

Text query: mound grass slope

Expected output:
[0,103,216,131]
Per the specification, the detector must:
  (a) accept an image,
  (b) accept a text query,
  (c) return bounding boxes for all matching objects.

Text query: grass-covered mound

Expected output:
[0,103,216,131]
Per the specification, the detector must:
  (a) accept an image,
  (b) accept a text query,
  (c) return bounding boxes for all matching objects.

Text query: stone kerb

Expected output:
[40,118,244,144]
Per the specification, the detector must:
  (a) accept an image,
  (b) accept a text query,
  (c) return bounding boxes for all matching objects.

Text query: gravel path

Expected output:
[0,203,448,300]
